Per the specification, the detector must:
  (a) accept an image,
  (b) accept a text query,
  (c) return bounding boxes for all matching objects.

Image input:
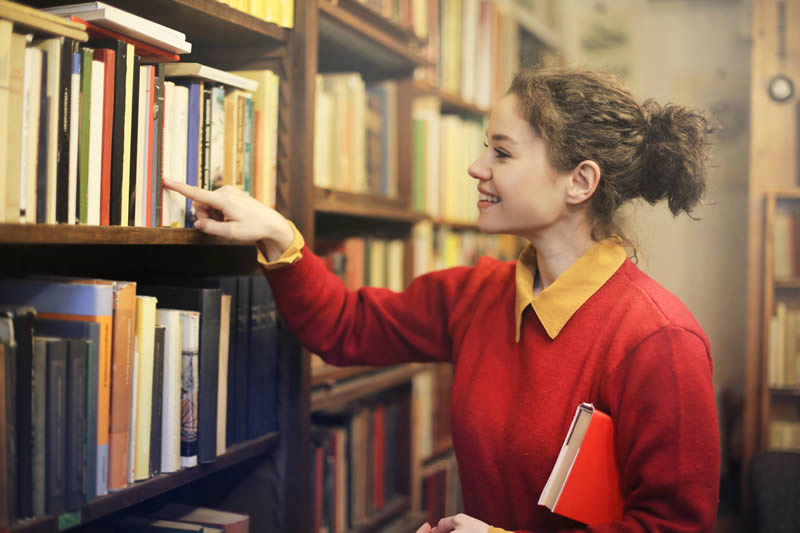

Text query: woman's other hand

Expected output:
[416,514,491,533]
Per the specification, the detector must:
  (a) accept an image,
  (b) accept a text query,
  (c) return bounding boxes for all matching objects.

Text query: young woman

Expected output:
[164,67,720,533]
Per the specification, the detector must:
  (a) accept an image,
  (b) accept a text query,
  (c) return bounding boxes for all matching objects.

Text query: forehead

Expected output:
[488,94,537,143]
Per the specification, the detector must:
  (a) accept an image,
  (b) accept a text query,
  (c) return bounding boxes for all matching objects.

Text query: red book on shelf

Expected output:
[93,47,115,226]
[70,16,180,62]
[538,403,624,525]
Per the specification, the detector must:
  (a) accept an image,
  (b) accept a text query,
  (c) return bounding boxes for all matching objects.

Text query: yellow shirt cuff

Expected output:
[488,527,513,533]
[257,219,305,270]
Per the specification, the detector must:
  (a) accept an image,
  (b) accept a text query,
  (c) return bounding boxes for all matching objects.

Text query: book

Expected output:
[0,0,89,41]
[0,343,8,530]
[134,295,157,481]
[150,504,249,533]
[155,309,182,474]
[179,310,200,468]
[70,16,180,62]
[41,337,68,515]
[65,338,88,511]
[41,2,190,54]
[165,63,258,92]
[538,403,624,525]
[150,324,165,477]
[119,516,222,532]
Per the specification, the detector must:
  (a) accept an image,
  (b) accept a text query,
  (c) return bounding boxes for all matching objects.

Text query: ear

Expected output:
[566,160,601,205]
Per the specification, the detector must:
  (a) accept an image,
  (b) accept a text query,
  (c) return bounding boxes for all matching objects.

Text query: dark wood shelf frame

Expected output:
[430,218,480,231]
[311,364,423,412]
[348,496,410,533]
[10,433,280,533]
[0,224,251,246]
[770,386,800,398]
[311,364,375,387]
[314,188,426,223]
[317,1,428,78]
[422,437,454,466]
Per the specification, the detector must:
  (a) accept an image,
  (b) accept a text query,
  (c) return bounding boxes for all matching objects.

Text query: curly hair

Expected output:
[507,67,715,247]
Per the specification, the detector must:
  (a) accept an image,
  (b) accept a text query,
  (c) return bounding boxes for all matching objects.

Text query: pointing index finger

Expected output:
[163,179,222,209]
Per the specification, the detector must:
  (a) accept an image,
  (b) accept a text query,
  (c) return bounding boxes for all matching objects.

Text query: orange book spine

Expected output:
[108,282,136,490]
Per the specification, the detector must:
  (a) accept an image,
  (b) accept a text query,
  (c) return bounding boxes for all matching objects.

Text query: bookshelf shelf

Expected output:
[311,364,375,387]
[430,218,480,231]
[422,437,454,466]
[411,80,489,117]
[318,1,428,77]
[28,0,290,55]
[770,386,800,398]
[381,511,429,533]
[348,495,409,533]
[314,188,426,223]
[311,364,424,412]
[9,432,280,533]
[775,278,800,289]
[0,224,251,246]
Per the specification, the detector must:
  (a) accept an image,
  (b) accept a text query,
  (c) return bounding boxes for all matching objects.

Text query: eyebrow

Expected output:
[489,133,517,145]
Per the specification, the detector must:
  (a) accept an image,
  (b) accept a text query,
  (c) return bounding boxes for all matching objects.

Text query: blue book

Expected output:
[179,80,202,227]
[34,318,100,502]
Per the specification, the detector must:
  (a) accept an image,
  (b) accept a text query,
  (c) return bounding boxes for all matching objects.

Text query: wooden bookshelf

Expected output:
[331,0,423,46]
[311,364,375,387]
[770,387,800,398]
[10,433,279,533]
[348,496,410,533]
[0,224,251,245]
[311,364,424,412]
[411,79,489,117]
[317,0,428,77]
[422,437,454,466]
[314,187,426,223]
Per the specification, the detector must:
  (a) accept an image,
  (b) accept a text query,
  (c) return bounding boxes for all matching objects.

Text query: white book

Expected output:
[179,310,200,468]
[34,37,62,224]
[20,45,42,224]
[67,50,81,225]
[134,65,150,227]
[160,81,175,226]
[165,63,258,92]
[119,42,134,226]
[42,2,192,54]
[156,309,183,474]
[87,59,104,225]
[166,84,188,227]
[209,85,225,190]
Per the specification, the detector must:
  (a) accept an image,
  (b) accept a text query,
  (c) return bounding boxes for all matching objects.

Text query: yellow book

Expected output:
[0,20,10,222]
[134,295,157,481]
[280,0,293,28]
[120,43,134,226]
[265,0,281,25]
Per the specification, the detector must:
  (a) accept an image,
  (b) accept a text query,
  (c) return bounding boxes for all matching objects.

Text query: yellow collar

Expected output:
[514,239,628,341]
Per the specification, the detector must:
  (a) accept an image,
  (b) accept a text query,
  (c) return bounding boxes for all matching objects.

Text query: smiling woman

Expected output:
[165,66,720,533]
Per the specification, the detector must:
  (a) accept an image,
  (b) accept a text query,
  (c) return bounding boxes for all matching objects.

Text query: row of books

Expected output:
[769,419,800,451]
[772,205,800,279]
[353,0,429,39]
[416,0,526,111]
[412,366,453,464]
[1,2,280,226]
[314,74,398,199]
[311,391,409,533]
[216,0,294,28]
[316,236,406,293]
[768,302,800,387]
[420,454,463,530]
[0,275,279,525]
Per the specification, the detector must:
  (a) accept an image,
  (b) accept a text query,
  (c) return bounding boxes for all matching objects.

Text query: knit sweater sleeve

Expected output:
[262,244,471,366]
[498,325,720,533]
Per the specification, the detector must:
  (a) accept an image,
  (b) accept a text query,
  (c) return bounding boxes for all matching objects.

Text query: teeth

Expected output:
[480,193,501,203]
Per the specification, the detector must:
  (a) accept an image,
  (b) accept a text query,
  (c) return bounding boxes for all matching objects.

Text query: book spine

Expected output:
[65,339,88,510]
[247,275,278,439]
[233,276,250,444]
[45,340,67,515]
[3,336,16,524]
[108,282,135,492]
[55,38,74,223]
[150,325,164,476]
[198,291,221,462]
[180,311,200,468]
[151,63,165,227]
[0,343,8,529]
[127,56,140,227]
[31,339,47,517]
[35,50,49,224]
[15,312,35,519]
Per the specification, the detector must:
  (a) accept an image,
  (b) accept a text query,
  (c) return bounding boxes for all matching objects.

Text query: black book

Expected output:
[151,63,165,227]
[127,55,141,227]
[87,38,131,226]
[150,324,165,476]
[65,339,88,511]
[247,275,279,439]
[55,38,77,223]
[233,276,251,444]
[139,286,221,463]
[35,49,49,224]
[0,307,36,519]
[0,342,9,529]
[33,318,99,502]
[0,318,16,524]
[43,337,67,515]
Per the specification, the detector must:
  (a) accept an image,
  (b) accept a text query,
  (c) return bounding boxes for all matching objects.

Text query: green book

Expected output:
[78,47,93,224]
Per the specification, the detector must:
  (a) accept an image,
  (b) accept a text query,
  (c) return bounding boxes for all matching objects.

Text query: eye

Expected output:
[494,148,510,159]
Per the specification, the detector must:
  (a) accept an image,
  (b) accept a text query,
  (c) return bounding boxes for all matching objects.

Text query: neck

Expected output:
[528,227,596,293]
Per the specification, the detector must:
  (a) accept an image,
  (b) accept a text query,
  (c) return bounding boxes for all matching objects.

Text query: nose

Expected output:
[468,150,491,181]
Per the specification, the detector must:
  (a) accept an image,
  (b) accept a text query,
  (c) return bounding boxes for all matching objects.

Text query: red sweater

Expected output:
[263,243,720,533]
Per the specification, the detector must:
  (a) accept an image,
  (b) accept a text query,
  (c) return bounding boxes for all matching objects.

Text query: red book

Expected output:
[538,403,624,525]
[70,16,180,62]
[372,403,385,511]
[93,48,115,226]
[145,66,155,226]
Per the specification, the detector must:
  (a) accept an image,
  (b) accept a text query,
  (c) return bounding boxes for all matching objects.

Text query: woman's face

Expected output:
[468,94,573,239]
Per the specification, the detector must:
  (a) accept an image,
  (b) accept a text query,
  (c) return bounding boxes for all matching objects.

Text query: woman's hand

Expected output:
[162,179,294,261]
[415,514,490,533]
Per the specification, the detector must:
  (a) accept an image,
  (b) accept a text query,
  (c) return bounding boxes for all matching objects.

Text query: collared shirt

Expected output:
[514,239,628,342]
[256,219,305,270]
